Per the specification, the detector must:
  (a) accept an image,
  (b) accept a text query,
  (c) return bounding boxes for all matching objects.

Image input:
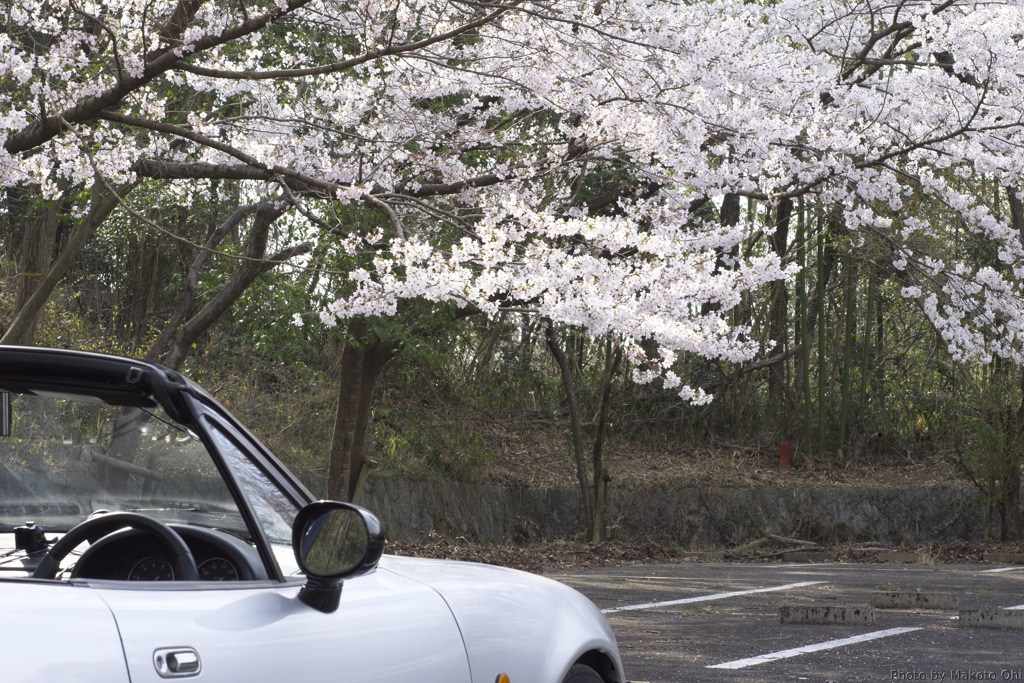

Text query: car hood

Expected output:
[378,554,622,683]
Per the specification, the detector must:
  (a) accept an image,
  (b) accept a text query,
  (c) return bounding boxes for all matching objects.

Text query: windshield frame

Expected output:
[189,399,291,582]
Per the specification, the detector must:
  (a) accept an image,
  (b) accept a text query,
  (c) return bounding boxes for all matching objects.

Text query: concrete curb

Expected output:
[875,552,928,563]
[681,552,726,560]
[779,605,875,625]
[870,591,959,610]
[781,551,834,563]
[959,609,1024,629]
[982,553,1024,565]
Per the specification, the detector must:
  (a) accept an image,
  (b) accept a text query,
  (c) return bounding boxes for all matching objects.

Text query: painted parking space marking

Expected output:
[706,627,922,669]
[980,567,1023,573]
[601,581,825,614]
[1003,604,1024,610]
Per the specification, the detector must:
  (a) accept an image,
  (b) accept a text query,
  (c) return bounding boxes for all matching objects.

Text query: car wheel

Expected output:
[561,663,604,683]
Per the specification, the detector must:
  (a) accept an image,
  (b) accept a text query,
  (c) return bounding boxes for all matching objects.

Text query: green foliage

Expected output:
[373,413,493,482]
[200,271,325,378]
[953,379,1024,540]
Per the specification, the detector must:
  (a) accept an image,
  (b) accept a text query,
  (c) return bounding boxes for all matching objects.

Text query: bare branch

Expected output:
[174,3,519,80]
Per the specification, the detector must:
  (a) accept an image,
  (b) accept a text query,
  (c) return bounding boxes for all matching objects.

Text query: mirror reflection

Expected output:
[300,508,367,576]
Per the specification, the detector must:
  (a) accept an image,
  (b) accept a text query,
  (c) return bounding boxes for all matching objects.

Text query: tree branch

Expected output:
[144,201,260,362]
[4,0,314,155]
[173,3,519,80]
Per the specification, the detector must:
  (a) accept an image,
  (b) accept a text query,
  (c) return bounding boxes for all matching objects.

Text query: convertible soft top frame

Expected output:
[0,346,313,502]
[2,346,216,421]
[0,346,316,568]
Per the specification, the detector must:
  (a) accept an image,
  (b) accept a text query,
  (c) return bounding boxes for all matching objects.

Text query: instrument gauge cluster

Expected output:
[128,556,175,581]
[197,557,239,581]
[71,525,263,582]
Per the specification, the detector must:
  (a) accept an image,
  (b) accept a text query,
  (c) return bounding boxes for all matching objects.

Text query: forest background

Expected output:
[2,0,1023,545]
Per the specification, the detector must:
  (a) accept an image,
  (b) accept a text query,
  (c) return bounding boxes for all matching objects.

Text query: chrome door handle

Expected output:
[154,647,201,678]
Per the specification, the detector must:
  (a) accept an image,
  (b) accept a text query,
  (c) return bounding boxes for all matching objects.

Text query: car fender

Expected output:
[379,555,623,683]
[0,580,131,683]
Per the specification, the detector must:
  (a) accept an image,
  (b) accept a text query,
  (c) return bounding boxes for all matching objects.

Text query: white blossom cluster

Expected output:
[2,0,1024,398]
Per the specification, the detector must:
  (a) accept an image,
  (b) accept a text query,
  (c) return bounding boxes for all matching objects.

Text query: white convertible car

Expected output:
[0,347,623,683]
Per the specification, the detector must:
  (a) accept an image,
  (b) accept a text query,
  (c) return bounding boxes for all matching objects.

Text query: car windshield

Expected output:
[0,392,247,536]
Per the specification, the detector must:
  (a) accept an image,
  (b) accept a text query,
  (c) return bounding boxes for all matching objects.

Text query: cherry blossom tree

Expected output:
[2,0,1023,525]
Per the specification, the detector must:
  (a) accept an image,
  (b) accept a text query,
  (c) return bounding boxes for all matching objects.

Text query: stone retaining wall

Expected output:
[361,478,987,546]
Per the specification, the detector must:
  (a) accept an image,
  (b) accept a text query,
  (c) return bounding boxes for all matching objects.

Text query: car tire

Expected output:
[561,663,604,683]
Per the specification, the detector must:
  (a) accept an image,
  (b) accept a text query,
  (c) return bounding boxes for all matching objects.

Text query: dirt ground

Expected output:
[448,415,962,491]
[488,438,959,490]
[368,378,966,492]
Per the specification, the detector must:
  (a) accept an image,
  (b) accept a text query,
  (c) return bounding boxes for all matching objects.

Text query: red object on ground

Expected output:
[779,442,791,470]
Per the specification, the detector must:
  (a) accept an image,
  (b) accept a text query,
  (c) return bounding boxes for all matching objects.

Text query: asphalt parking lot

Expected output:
[549,562,1024,683]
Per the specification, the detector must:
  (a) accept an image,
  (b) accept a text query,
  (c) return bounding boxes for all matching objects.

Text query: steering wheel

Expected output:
[32,511,199,581]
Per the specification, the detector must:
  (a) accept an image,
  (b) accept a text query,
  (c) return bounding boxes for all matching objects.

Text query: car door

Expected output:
[93,404,473,683]
[0,581,130,683]
[93,567,472,683]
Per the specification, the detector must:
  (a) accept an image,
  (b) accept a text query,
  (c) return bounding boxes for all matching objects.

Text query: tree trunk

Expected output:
[1007,187,1024,540]
[792,202,838,399]
[518,315,538,372]
[117,221,161,349]
[720,192,741,227]
[325,319,401,502]
[874,290,885,411]
[102,201,307,490]
[324,308,477,502]
[838,253,856,459]
[471,313,505,380]
[591,339,622,542]
[767,198,793,416]
[858,270,875,430]
[816,214,827,460]
[1,182,134,346]
[8,187,59,345]
[795,198,811,461]
[347,337,400,501]
[545,321,594,532]
[102,408,150,493]
[327,320,367,501]
[703,195,741,319]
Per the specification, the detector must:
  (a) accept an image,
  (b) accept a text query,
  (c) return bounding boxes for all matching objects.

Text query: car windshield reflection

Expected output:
[0,394,245,535]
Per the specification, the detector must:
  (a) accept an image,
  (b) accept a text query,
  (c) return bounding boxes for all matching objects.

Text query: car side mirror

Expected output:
[292,501,385,613]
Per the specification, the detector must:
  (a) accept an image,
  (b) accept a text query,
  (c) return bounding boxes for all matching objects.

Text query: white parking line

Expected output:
[706,627,922,669]
[601,580,824,614]
[1003,604,1024,610]
[980,566,1023,573]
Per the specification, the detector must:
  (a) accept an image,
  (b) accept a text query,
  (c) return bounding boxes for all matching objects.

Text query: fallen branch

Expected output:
[767,534,818,547]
